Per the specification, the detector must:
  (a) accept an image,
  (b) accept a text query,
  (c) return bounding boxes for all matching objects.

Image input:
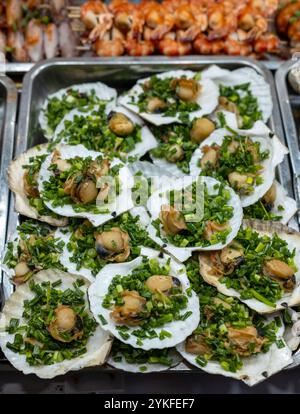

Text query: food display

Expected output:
[0,60,300,388]
[1,0,300,64]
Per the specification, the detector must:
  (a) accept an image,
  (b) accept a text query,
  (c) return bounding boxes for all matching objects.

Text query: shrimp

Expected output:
[7,30,28,62]
[143,1,175,40]
[93,27,124,56]
[158,31,192,56]
[109,0,135,34]
[276,1,300,35]
[125,36,155,56]
[253,33,279,54]
[6,0,23,29]
[207,2,238,40]
[44,23,59,59]
[177,3,208,42]
[238,6,268,41]
[223,33,253,56]
[193,33,224,54]
[80,0,113,41]
[25,19,44,62]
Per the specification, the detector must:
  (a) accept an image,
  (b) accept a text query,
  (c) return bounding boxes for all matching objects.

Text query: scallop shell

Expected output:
[39,82,117,138]
[270,181,297,225]
[119,70,219,126]
[177,315,292,387]
[38,144,134,227]
[0,269,112,378]
[146,176,243,262]
[283,308,300,351]
[150,155,187,178]
[189,123,288,207]
[108,345,181,373]
[52,105,158,159]
[199,219,300,313]
[7,145,68,227]
[88,250,200,350]
[54,206,153,282]
[202,65,272,123]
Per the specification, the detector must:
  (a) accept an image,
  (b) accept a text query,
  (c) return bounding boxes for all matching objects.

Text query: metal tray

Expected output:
[0,56,297,374]
[276,60,300,226]
[2,58,285,79]
[0,76,18,308]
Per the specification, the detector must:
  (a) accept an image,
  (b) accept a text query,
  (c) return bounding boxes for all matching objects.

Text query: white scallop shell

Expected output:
[199,219,300,314]
[39,82,117,138]
[0,269,112,378]
[177,315,292,387]
[108,346,180,373]
[1,230,20,280]
[119,70,219,126]
[283,307,300,351]
[7,144,68,227]
[52,105,158,159]
[146,176,243,262]
[38,144,134,227]
[54,206,153,282]
[271,181,297,225]
[189,123,288,207]
[202,65,272,123]
[88,250,200,350]
[150,155,187,178]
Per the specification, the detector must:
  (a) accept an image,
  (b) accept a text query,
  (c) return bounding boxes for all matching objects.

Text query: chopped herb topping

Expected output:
[6,279,98,366]
[219,83,263,129]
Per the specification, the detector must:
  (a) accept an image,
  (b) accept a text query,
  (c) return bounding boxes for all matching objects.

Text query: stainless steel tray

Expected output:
[275,60,300,369]
[0,76,18,309]
[276,60,300,228]
[2,58,285,78]
[0,56,297,374]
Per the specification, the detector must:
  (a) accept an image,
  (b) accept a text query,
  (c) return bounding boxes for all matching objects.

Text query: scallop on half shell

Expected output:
[0,269,112,378]
[88,250,200,350]
[52,105,158,159]
[177,314,292,387]
[38,144,134,227]
[119,70,219,126]
[7,144,68,227]
[189,122,288,208]
[39,81,117,138]
[146,176,243,263]
[202,65,272,123]
[199,219,300,314]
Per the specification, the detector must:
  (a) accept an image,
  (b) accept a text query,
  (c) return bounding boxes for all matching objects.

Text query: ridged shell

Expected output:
[39,82,117,138]
[199,219,300,313]
[0,269,112,378]
[189,123,288,207]
[7,145,68,227]
[202,65,272,123]
[176,315,292,386]
[119,70,219,126]
[52,105,158,159]
[54,206,152,282]
[38,144,134,227]
[88,250,200,350]
[147,176,243,262]
[108,346,181,373]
